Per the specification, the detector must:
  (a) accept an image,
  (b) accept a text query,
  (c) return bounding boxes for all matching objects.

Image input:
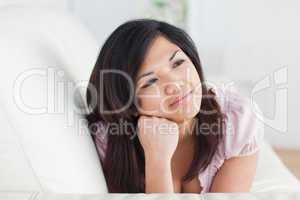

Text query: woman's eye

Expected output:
[141,78,158,88]
[172,59,185,68]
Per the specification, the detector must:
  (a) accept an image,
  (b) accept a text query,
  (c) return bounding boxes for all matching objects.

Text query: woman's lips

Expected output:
[169,89,194,107]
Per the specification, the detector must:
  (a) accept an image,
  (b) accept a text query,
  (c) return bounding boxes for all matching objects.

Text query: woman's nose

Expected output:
[164,83,182,95]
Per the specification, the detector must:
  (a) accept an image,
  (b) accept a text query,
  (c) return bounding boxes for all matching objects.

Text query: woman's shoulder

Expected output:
[212,86,265,160]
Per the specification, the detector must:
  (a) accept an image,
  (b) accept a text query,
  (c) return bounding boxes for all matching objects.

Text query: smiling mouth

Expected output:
[169,89,194,107]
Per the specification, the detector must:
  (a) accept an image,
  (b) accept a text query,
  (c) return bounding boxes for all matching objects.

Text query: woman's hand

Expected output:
[137,115,179,193]
[137,115,179,162]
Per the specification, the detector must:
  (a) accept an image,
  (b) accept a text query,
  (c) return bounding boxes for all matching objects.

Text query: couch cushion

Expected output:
[0,6,107,193]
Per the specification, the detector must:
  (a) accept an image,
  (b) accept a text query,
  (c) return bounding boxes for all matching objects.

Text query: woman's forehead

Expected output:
[142,36,179,65]
[138,36,180,74]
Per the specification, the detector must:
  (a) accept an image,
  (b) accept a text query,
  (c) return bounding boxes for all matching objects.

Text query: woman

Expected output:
[85,19,264,193]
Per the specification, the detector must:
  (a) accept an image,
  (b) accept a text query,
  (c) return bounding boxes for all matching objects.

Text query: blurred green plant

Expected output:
[146,0,188,29]
[152,0,168,8]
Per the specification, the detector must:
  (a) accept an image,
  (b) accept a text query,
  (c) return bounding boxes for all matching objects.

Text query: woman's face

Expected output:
[134,36,202,123]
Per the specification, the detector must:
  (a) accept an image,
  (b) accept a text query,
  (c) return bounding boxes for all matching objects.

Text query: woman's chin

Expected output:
[138,101,201,122]
[164,107,200,123]
[166,102,201,119]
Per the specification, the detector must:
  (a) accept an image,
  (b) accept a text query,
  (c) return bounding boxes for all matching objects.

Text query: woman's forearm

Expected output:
[145,154,174,193]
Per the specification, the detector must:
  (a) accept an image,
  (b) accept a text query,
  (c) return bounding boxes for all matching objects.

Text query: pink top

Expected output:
[92,87,265,193]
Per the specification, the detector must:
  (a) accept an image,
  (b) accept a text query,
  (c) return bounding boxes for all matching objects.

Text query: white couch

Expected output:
[0,6,299,198]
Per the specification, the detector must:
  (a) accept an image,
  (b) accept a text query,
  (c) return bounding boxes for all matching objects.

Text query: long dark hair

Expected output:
[85,19,224,193]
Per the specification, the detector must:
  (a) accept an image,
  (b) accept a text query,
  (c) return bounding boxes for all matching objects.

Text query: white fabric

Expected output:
[252,142,300,192]
[0,5,299,196]
[0,6,107,193]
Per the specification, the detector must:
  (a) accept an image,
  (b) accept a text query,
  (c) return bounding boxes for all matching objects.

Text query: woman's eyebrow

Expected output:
[137,49,181,82]
[136,71,154,82]
[169,49,180,61]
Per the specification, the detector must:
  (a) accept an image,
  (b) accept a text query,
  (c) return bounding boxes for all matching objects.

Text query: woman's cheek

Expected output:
[138,96,163,116]
[136,96,151,114]
[180,64,196,82]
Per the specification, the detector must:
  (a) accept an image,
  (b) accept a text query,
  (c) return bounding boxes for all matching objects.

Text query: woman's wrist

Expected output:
[144,152,174,193]
[145,152,172,167]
